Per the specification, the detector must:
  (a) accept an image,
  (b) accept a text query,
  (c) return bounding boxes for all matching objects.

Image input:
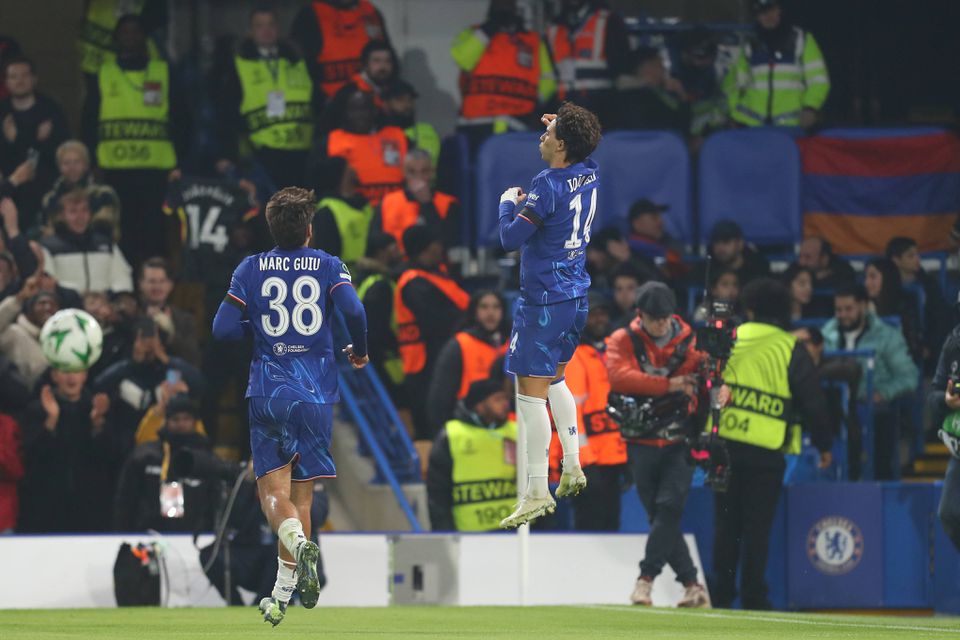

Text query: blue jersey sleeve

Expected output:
[226,257,252,307]
[524,172,557,223]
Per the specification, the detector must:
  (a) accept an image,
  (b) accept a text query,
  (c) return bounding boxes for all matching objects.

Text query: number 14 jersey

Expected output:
[226,247,352,403]
[519,158,598,305]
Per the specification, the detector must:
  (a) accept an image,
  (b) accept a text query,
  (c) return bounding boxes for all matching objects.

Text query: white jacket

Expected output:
[40,230,133,294]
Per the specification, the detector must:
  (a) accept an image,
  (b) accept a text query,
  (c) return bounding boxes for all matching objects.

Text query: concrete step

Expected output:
[913,458,949,475]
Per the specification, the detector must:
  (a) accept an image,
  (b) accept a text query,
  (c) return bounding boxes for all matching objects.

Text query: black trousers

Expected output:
[939,457,960,551]
[102,168,171,269]
[572,463,626,531]
[712,457,785,609]
[629,443,697,585]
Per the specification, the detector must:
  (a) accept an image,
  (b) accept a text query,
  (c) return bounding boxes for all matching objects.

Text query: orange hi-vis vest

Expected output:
[395,269,470,375]
[380,190,457,252]
[547,9,613,100]
[349,72,385,111]
[565,342,626,467]
[454,331,508,399]
[460,30,541,120]
[311,0,386,97]
[327,127,407,206]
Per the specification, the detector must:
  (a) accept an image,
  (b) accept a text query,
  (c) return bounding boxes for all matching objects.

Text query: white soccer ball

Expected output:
[40,309,104,373]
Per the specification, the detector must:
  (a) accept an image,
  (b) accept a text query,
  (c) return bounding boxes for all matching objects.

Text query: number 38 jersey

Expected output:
[226,247,351,404]
[520,159,598,304]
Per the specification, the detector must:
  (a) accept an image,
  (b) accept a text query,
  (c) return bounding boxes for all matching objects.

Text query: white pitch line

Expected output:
[579,605,960,635]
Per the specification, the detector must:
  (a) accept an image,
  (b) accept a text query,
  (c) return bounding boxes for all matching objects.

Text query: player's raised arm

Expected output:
[212,259,251,341]
[498,187,540,251]
[330,263,369,368]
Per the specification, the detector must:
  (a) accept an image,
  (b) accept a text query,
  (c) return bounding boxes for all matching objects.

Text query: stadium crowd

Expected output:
[0,0,950,564]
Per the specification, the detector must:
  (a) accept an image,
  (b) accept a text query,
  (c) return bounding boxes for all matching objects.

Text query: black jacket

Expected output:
[399,263,466,374]
[724,337,834,468]
[426,326,504,436]
[928,324,960,431]
[113,431,221,532]
[17,388,122,532]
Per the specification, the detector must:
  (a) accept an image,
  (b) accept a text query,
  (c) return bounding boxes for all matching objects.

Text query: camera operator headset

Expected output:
[710,278,833,610]
[605,281,711,608]
[928,292,960,551]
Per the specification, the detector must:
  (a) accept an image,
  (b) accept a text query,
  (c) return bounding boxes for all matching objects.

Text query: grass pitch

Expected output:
[2,605,959,639]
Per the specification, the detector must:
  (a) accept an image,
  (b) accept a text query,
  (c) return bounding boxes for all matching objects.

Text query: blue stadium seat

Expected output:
[592,130,692,243]
[699,128,802,247]
[474,133,544,247]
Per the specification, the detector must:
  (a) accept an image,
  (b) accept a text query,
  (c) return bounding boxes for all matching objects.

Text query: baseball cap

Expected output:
[464,378,504,410]
[635,281,676,318]
[628,198,669,222]
[709,220,744,244]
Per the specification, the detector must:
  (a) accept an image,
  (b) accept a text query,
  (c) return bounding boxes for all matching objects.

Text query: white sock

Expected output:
[271,557,297,603]
[517,393,550,499]
[277,517,307,559]
[548,377,581,472]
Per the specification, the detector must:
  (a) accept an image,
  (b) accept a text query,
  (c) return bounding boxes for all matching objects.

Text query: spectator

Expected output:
[610,264,643,329]
[94,317,205,444]
[291,0,391,100]
[887,236,950,368]
[0,290,58,390]
[0,56,69,230]
[83,291,134,379]
[355,232,404,404]
[215,5,317,191]
[723,0,829,129]
[427,290,508,437]
[40,140,121,237]
[606,282,709,607]
[310,157,373,264]
[0,197,39,293]
[693,267,741,324]
[781,264,814,322]
[383,80,440,164]
[312,89,408,206]
[672,27,727,139]
[797,237,856,289]
[609,46,689,132]
[322,40,397,131]
[0,412,23,534]
[587,227,660,291]
[39,189,133,295]
[625,198,688,283]
[113,394,221,532]
[694,220,770,289]
[451,0,556,150]
[82,14,187,268]
[396,225,469,459]
[78,0,166,76]
[17,368,115,532]
[427,378,517,531]
[864,257,921,363]
[821,284,919,479]
[138,257,201,366]
[557,292,626,531]
[545,0,631,124]
[0,36,21,102]
[376,149,460,255]
[928,309,960,551]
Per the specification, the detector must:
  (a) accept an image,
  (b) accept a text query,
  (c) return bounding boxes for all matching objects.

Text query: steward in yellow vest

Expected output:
[78,0,163,75]
[711,278,833,610]
[311,156,373,265]
[427,379,517,532]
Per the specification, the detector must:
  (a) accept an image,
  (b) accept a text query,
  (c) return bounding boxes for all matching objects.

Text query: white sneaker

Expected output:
[630,578,653,606]
[555,465,587,499]
[677,583,711,609]
[499,495,556,529]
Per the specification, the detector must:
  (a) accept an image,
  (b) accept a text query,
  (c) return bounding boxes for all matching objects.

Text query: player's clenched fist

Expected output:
[500,187,525,206]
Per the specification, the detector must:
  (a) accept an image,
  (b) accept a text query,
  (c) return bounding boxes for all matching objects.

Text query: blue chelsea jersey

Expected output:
[519,159,598,304]
[226,247,352,403]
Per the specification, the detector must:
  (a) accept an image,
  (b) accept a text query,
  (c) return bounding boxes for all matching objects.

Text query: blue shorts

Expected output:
[249,397,336,481]
[505,296,588,378]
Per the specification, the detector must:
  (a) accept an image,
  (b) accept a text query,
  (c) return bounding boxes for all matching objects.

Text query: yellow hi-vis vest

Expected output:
[317,197,373,264]
[356,273,404,385]
[716,322,800,454]
[447,419,518,532]
[79,0,161,74]
[234,55,314,151]
[97,59,176,170]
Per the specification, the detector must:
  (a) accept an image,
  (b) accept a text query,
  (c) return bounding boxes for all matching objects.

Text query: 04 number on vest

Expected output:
[260,276,323,337]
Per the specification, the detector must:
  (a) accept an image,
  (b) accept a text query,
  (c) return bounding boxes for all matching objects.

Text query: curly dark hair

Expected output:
[265,187,316,249]
[555,102,602,165]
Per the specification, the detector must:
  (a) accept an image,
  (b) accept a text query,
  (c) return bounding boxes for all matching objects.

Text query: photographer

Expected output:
[712,278,833,610]
[113,394,221,533]
[606,282,710,608]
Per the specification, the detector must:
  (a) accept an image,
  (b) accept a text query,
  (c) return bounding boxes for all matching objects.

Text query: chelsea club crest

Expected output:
[807,516,864,575]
